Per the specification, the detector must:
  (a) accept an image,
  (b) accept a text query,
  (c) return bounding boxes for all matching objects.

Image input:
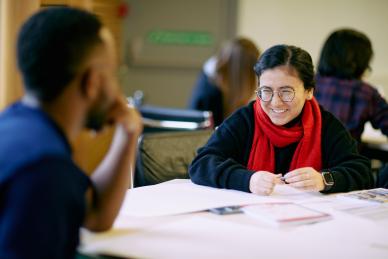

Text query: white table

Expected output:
[79,180,388,259]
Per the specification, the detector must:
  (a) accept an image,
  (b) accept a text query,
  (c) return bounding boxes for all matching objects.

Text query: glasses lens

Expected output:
[279,89,294,102]
[259,89,272,102]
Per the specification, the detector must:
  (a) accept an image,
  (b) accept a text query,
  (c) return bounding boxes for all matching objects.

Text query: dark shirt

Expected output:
[188,71,224,126]
[189,101,373,193]
[0,102,90,259]
[315,75,388,141]
[377,164,388,188]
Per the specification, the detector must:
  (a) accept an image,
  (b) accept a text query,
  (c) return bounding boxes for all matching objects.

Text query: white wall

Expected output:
[237,0,388,96]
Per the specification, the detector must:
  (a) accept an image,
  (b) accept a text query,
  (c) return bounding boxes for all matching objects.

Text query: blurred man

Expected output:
[0,7,142,258]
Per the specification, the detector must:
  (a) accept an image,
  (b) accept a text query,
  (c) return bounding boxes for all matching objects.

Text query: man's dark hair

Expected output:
[17,7,103,101]
[254,44,315,90]
[317,28,373,79]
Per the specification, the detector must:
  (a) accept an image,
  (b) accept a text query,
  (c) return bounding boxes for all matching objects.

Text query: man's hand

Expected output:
[107,96,143,136]
[84,96,142,231]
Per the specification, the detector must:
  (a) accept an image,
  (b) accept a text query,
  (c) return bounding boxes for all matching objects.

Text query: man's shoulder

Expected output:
[0,102,68,151]
[0,103,72,182]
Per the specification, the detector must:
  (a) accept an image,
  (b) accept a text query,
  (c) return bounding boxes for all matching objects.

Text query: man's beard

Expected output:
[85,90,112,131]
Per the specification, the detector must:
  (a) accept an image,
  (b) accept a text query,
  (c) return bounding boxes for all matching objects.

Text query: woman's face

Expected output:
[258,66,313,126]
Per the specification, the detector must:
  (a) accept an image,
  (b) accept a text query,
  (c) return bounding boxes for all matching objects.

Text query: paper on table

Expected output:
[80,216,286,259]
[272,183,319,200]
[332,191,388,221]
[242,203,332,227]
[119,180,319,217]
[80,215,388,259]
[337,188,388,204]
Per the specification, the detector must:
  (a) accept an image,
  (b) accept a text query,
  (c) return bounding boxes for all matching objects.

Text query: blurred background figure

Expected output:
[314,28,388,142]
[188,38,260,126]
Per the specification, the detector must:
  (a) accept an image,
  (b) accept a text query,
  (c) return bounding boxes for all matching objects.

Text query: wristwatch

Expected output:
[321,171,334,191]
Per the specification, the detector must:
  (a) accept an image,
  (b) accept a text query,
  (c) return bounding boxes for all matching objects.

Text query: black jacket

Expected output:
[189,101,373,193]
[188,71,224,126]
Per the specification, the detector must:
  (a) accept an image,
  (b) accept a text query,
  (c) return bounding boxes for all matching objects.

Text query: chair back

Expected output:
[139,105,214,133]
[134,129,212,186]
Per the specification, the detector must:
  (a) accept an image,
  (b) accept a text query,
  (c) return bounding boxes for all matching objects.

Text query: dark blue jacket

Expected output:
[0,102,90,259]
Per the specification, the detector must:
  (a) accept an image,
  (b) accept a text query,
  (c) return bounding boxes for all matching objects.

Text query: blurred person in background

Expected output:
[188,38,260,126]
[315,28,388,142]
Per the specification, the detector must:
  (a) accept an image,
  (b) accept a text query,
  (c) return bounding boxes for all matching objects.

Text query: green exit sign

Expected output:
[147,30,213,46]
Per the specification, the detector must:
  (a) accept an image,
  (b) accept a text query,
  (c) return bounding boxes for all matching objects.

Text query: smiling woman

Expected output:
[189,44,374,196]
[256,66,312,126]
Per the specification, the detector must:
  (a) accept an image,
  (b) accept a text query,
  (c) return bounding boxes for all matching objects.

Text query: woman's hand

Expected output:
[249,171,283,195]
[283,167,324,191]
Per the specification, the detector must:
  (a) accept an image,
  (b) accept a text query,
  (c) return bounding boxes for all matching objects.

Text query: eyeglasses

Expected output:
[255,87,295,102]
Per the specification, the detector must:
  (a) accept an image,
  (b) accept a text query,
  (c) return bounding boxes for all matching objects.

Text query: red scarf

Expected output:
[247,97,322,173]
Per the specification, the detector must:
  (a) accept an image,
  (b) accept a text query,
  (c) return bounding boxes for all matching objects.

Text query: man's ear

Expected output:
[80,67,99,100]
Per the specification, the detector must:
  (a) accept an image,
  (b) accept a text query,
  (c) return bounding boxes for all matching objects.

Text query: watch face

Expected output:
[323,171,334,185]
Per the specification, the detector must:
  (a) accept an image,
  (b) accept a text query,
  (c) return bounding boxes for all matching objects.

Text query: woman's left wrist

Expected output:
[321,171,334,191]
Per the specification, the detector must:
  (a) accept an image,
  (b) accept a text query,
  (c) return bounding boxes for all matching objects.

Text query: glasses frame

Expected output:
[255,87,296,102]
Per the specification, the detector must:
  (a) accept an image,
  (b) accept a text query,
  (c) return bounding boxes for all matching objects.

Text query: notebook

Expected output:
[241,202,332,227]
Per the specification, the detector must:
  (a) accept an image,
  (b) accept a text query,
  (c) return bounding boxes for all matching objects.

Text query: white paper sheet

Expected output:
[119,180,319,217]
[272,183,321,200]
[81,215,388,259]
